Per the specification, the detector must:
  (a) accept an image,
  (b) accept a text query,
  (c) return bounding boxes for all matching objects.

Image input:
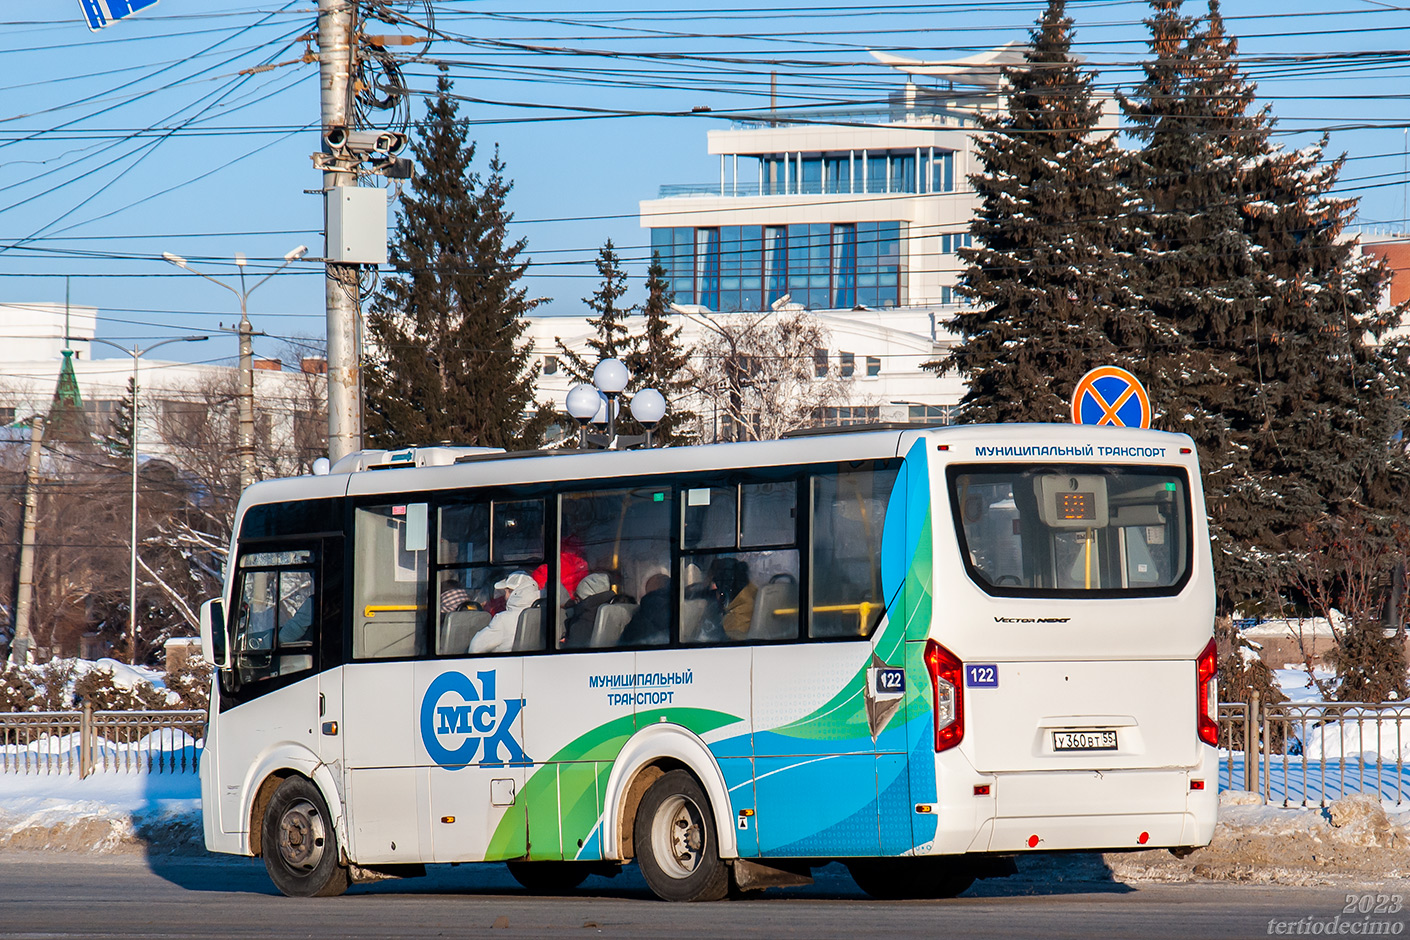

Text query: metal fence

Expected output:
[0,706,204,776]
[0,701,1406,801]
[1218,697,1410,807]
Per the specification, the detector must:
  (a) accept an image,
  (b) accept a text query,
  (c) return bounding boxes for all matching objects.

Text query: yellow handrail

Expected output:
[364,604,419,619]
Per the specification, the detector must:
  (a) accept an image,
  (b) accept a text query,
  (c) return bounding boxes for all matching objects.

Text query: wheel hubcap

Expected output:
[278,798,327,872]
[651,794,706,879]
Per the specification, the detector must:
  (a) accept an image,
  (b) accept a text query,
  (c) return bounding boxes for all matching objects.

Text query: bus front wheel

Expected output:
[633,769,728,902]
[847,857,975,900]
[261,776,349,898]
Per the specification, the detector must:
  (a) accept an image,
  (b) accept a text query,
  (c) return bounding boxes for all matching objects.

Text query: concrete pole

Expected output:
[319,0,362,462]
[238,312,256,491]
[129,353,140,665]
[9,417,44,665]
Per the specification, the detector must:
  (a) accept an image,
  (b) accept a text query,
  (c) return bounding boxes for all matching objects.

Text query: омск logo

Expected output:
[419,670,528,769]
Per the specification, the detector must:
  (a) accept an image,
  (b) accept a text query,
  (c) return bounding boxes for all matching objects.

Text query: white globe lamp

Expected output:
[592,358,630,394]
[631,388,667,426]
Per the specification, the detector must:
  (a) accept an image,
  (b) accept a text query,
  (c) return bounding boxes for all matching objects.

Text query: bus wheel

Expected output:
[262,776,349,898]
[506,861,591,894]
[846,857,975,900]
[633,769,728,902]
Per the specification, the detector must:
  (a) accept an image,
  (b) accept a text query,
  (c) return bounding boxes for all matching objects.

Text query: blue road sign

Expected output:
[1070,365,1152,429]
[78,0,161,31]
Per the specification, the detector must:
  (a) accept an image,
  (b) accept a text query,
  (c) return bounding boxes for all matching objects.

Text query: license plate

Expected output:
[1052,730,1117,751]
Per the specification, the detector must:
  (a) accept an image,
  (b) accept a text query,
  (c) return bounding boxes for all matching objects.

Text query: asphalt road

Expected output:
[0,852,1399,940]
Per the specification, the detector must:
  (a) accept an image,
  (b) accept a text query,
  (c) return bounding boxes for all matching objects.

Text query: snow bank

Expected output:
[0,770,201,855]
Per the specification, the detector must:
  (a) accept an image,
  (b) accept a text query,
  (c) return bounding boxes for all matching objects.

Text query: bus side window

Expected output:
[682,479,800,645]
[810,464,898,638]
[230,549,317,685]
[353,503,428,660]
[559,487,672,649]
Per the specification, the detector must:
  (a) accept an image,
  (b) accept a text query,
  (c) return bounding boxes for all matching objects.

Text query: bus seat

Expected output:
[355,617,419,659]
[514,606,545,651]
[679,597,707,642]
[439,609,492,655]
[749,578,798,640]
[590,602,637,648]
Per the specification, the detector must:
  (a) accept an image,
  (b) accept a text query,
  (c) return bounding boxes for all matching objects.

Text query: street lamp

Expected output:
[564,358,668,450]
[78,334,208,665]
[163,246,308,490]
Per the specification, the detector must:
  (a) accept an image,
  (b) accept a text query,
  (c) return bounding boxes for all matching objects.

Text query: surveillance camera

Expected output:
[324,127,408,156]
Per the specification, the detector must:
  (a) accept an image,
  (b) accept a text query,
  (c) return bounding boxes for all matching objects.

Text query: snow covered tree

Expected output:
[556,240,635,385]
[929,0,1142,422]
[99,378,137,460]
[623,254,697,446]
[1122,1,1410,609]
[365,73,550,451]
[690,312,852,442]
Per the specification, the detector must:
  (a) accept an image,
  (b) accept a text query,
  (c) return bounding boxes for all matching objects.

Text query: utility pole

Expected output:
[319,0,362,463]
[238,316,257,489]
[9,416,44,665]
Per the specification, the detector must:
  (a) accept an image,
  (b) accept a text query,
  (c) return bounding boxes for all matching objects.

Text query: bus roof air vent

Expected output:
[329,446,505,474]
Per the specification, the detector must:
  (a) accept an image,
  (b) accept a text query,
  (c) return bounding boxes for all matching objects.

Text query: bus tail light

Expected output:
[1196,638,1218,747]
[925,639,964,752]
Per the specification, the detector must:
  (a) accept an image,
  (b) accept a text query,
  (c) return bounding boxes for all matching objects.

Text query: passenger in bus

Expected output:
[439,579,474,612]
[562,572,614,649]
[531,541,589,597]
[470,571,537,654]
[707,557,756,641]
[620,573,672,646]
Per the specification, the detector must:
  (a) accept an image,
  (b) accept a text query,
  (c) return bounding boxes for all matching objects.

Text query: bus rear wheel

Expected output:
[261,776,349,898]
[506,861,591,894]
[847,857,975,900]
[633,770,728,902]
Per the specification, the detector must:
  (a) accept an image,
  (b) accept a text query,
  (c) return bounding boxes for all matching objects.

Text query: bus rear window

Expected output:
[948,465,1191,597]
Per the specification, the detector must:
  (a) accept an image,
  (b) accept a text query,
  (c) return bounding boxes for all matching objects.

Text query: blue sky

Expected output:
[0,0,1405,369]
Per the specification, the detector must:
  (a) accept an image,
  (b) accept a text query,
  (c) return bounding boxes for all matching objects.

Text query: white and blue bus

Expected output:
[198,424,1218,900]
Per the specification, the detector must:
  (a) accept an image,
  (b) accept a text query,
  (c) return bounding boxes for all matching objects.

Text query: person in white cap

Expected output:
[470,571,539,654]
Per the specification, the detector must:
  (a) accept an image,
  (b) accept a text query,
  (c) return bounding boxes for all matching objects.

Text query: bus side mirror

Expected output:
[200,598,229,669]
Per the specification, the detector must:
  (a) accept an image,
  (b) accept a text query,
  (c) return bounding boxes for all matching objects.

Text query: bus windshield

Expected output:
[949,464,1191,597]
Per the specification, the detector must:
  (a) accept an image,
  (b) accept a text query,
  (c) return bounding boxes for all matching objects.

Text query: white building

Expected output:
[0,302,326,465]
[522,50,1032,437]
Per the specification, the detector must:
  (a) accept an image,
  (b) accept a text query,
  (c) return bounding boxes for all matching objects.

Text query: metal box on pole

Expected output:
[325,187,388,265]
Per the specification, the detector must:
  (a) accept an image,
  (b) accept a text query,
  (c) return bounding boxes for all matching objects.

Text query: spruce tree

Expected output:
[556,239,635,384]
[1123,1,1410,611]
[624,253,697,446]
[929,0,1140,422]
[100,377,137,459]
[364,73,548,451]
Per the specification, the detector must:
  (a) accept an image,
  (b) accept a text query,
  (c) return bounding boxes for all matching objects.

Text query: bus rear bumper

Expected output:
[930,747,1219,855]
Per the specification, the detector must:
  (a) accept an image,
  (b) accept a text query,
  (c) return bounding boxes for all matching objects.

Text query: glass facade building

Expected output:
[652,221,907,312]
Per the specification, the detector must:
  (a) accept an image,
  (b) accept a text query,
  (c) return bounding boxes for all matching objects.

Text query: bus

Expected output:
[197,423,1218,901]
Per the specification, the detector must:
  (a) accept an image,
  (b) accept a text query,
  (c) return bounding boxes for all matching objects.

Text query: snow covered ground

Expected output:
[0,768,202,854]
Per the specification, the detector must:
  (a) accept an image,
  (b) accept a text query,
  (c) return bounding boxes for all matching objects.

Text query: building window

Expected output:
[543,355,558,376]
[940,232,973,255]
[764,226,787,306]
[649,221,905,312]
[695,228,721,309]
[908,404,955,426]
[932,151,955,192]
[813,348,828,378]
[831,224,857,308]
[814,405,879,427]
[839,352,855,378]
[0,407,14,426]
[866,356,881,377]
